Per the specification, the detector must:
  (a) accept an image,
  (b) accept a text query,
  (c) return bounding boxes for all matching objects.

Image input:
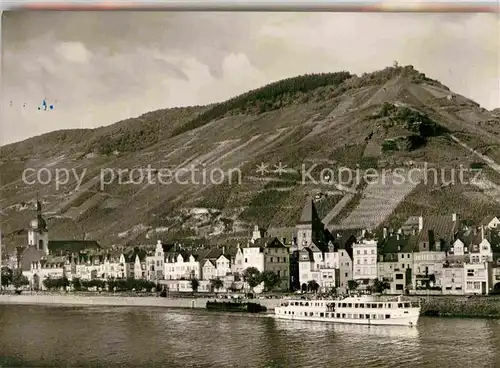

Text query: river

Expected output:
[0,305,499,367]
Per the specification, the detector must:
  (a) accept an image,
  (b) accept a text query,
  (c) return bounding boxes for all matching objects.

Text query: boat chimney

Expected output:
[418,216,424,231]
[383,227,388,239]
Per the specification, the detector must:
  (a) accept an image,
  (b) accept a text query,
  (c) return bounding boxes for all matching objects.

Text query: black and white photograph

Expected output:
[0,4,499,367]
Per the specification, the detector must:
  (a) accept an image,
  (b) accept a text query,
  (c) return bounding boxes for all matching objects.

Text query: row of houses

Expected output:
[5,198,500,295]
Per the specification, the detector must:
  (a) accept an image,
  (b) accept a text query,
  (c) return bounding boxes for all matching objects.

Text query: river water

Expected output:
[0,305,499,367]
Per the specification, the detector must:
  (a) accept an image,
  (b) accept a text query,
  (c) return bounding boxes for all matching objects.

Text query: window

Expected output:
[357,250,360,255]
[407,254,410,258]
[467,269,475,277]
[385,314,391,319]
[401,254,404,259]
[245,258,248,263]
[364,250,367,255]
[396,274,403,280]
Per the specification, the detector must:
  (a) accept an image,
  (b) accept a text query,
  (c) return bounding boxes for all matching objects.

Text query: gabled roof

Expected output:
[253,237,286,248]
[298,247,314,261]
[480,216,498,226]
[308,242,323,253]
[332,230,357,250]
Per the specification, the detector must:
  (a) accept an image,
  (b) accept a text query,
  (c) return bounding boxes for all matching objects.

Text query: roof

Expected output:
[400,216,420,233]
[297,197,321,225]
[380,234,411,255]
[332,230,357,250]
[420,215,459,241]
[454,229,482,248]
[253,237,286,248]
[480,216,498,226]
[48,240,101,255]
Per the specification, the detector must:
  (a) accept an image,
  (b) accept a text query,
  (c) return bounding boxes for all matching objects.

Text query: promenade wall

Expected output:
[0,294,282,311]
[405,295,500,318]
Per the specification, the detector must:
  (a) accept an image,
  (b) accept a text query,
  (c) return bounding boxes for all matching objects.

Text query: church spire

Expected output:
[35,192,42,214]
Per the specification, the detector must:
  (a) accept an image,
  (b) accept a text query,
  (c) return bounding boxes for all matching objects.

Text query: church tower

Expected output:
[28,197,49,254]
[295,197,328,250]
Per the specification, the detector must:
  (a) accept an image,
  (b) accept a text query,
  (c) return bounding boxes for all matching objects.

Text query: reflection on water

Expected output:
[273,318,420,339]
[0,305,500,367]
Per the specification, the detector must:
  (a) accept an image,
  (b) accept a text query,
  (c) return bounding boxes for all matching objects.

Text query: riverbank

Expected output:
[406,295,500,318]
[0,293,281,311]
[2,293,500,318]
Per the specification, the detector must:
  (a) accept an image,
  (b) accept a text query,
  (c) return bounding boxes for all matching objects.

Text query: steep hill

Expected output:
[1,65,500,250]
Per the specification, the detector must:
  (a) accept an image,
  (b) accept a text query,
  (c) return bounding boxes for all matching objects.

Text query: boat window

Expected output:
[348,303,352,307]
[398,303,403,308]
[292,311,294,315]
[354,303,358,308]
[385,314,390,319]
[365,314,370,319]
[304,302,309,306]
[326,313,329,318]
[372,304,377,308]
[360,314,364,319]
[366,304,371,308]
[309,312,314,316]
[347,314,352,318]
[371,314,376,319]
[320,313,324,317]
[378,303,383,308]
[336,313,341,318]
[386,303,391,308]
[359,303,364,308]
[404,303,410,308]
[300,302,304,306]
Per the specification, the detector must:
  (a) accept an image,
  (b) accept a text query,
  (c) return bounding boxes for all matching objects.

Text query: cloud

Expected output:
[55,42,91,63]
[1,11,498,145]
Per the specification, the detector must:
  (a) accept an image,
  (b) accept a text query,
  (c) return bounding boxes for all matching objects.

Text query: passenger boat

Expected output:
[274,294,420,327]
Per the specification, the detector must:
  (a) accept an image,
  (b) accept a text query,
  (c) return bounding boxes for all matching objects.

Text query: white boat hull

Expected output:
[274,310,419,326]
[274,295,420,327]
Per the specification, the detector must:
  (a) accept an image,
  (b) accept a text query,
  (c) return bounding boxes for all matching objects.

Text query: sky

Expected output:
[1,11,499,145]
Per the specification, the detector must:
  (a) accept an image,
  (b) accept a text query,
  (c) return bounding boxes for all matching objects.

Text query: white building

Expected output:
[146,240,167,281]
[352,239,378,281]
[164,252,202,280]
[464,262,490,295]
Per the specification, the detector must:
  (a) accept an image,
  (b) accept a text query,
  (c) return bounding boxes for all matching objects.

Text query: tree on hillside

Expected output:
[260,271,281,292]
[72,277,82,291]
[190,278,200,295]
[371,279,391,294]
[12,269,29,289]
[1,267,13,288]
[347,280,359,292]
[210,278,224,296]
[242,267,261,293]
[307,280,320,293]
